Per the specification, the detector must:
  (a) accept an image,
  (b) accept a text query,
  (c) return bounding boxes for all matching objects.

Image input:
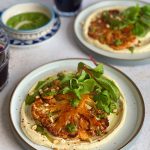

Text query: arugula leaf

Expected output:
[133,23,147,37]
[77,62,104,78]
[77,62,85,75]
[70,78,79,89]
[41,91,57,97]
[58,72,74,84]
[25,93,37,105]
[101,5,150,37]
[109,102,117,113]
[140,15,150,27]
[99,90,111,105]
[62,86,72,94]
[141,5,150,16]
[96,76,121,101]
[77,63,121,102]
[96,100,110,114]
[93,63,104,77]
[36,77,56,91]
[123,5,140,24]
[34,81,45,90]
[77,70,88,82]
[25,77,56,105]
[94,90,112,113]
[80,79,97,94]
[72,79,97,99]
[74,85,83,99]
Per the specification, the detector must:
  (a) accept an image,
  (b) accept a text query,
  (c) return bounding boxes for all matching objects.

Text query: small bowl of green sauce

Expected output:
[0,3,54,40]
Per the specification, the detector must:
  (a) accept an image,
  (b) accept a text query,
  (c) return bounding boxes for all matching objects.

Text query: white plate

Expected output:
[74,0,150,60]
[10,58,145,150]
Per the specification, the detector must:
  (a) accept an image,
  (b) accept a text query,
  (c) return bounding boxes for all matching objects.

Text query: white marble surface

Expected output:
[0,0,150,150]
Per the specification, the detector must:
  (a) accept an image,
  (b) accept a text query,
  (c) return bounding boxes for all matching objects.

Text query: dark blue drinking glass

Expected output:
[0,28,9,91]
[54,0,82,16]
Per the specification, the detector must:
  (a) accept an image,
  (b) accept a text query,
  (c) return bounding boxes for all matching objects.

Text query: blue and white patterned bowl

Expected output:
[9,13,61,47]
[0,2,54,40]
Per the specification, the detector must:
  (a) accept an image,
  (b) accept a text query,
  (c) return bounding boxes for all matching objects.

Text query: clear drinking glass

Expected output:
[54,0,82,16]
[0,28,9,91]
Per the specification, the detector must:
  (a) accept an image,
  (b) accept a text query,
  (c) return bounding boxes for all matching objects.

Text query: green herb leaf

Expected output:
[74,85,83,99]
[77,63,120,102]
[133,23,147,37]
[73,79,97,99]
[35,125,44,133]
[128,47,135,53]
[94,90,112,113]
[109,102,117,113]
[140,15,150,27]
[41,91,57,97]
[99,90,111,105]
[70,78,79,89]
[114,39,123,46]
[25,77,56,105]
[58,72,74,84]
[70,99,80,107]
[34,81,45,90]
[77,62,85,74]
[97,113,107,119]
[80,79,97,94]
[96,101,110,114]
[141,5,150,16]
[96,76,121,102]
[66,123,77,133]
[96,130,102,136]
[123,5,140,24]
[77,70,88,82]
[35,125,54,142]
[25,93,37,105]
[93,63,104,77]
[77,62,104,78]
[102,11,110,22]
[62,86,72,94]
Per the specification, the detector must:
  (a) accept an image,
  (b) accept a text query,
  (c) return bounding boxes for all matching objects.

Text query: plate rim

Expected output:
[74,0,150,61]
[9,58,145,150]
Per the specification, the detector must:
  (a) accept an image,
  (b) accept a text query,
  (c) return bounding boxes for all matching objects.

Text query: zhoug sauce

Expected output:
[6,12,50,30]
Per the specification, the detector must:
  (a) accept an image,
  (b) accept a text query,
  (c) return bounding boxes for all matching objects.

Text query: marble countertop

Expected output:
[0,0,149,150]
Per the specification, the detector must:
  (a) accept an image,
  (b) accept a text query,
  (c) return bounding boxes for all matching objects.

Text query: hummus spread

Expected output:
[21,97,126,150]
[20,63,126,150]
[21,83,126,149]
[83,6,150,53]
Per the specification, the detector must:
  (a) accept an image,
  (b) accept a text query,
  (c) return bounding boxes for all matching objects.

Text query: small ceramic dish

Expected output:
[0,2,54,40]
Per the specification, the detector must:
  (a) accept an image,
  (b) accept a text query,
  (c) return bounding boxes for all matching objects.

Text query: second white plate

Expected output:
[74,0,150,60]
[10,58,145,150]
